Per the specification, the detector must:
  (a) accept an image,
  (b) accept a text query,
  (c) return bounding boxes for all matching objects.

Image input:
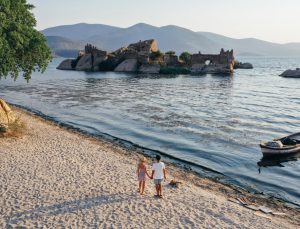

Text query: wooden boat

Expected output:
[260,133,300,156]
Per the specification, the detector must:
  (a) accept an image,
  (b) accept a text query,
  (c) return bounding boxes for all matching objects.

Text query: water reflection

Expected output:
[258,153,300,170]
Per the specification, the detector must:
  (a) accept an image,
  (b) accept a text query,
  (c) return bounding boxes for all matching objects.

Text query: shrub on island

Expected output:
[165,51,176,56]
[150,50,164,61]
[179,52,192,65]
[159,66,191,75]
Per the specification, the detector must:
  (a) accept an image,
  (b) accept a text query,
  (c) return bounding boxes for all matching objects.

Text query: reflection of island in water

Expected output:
[257,153,300,172]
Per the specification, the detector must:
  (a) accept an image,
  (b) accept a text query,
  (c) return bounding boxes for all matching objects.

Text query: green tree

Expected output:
[165,51,176,56]
[179,52,192,65]
[0,0,52,81]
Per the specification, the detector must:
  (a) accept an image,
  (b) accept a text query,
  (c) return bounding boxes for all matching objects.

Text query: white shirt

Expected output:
[152,162,165,179]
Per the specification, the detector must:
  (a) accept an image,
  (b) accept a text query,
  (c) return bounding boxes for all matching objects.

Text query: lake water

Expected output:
[1,57,300,207]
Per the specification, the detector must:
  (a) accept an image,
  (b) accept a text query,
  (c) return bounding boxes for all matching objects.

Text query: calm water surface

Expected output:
[1,57,300,206]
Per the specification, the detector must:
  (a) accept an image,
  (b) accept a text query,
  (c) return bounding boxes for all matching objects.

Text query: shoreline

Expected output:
[10,104,300,209]
[0,107,299,228]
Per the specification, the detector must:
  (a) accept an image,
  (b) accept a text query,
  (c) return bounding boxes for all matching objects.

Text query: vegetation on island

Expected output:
[165,51,176,56]
[179,52,192,65]
[150,50,164,62]
[0,0,52,81]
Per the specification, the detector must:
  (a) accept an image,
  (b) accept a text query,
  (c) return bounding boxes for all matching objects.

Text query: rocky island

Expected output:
[57,39,249,75]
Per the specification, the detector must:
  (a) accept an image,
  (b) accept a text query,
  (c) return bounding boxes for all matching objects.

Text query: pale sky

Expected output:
[28,0,300,44]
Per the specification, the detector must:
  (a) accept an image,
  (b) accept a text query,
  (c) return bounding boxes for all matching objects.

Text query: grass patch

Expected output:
[0,117,26,138]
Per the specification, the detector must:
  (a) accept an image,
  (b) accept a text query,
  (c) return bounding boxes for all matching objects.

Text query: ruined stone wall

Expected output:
[84,44,107,56]
[191,49,234,65]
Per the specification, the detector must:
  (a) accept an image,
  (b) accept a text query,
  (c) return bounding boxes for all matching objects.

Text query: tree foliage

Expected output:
[150,50,164,61]
[0,0,52,81]
[179,52,192,65]
[165,51,176,56]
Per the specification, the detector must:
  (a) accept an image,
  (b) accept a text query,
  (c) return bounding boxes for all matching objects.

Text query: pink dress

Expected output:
[138,166,147,182]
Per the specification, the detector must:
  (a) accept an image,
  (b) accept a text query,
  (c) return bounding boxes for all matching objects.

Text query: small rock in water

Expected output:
[279,68,300,78]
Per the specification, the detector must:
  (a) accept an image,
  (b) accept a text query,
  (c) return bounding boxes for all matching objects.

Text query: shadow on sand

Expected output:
[8,193,137,225]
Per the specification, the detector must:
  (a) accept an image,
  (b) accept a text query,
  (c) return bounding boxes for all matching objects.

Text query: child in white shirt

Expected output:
[151,155,166,198]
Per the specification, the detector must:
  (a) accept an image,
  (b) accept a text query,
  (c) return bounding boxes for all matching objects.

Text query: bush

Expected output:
[159,66,191,75]
[179,52,192,65]
[150,50,164,61]
[165,51,176,56]
[0,117,26,138]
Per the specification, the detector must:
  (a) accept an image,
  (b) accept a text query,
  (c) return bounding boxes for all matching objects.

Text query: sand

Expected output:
[0,108,299,228]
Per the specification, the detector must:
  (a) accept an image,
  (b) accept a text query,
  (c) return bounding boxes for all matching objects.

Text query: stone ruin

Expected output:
[74,44,108,71]
[164,54,179,66]
[127,39,158,53]
[191,49,235,74]
[57,39,240,75]
[84,44,107,56]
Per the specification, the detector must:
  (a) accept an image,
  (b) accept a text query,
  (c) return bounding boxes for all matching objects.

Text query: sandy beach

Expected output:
[0,108,299,229]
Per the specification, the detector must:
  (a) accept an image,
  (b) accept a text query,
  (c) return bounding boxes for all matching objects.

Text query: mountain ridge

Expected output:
[42,23,300,57]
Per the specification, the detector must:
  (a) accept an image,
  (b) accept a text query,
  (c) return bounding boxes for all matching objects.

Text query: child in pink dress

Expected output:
[137,157,150,195]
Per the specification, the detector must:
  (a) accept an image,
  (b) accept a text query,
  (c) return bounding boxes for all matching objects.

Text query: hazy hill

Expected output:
[87,23,218,53]
[46,36,85,58]
[42,23,300,57]
[43,23,120,40]
[198,32,300,56]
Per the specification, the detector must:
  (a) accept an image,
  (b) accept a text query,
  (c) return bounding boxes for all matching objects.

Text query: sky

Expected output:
[28,0,300,44]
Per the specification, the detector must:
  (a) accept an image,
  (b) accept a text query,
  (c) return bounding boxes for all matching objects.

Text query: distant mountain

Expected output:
[46,36,84,57]
[43,23,120,40]
[87,23,218,53]
[198,32,300,56]
[42,23,300,57]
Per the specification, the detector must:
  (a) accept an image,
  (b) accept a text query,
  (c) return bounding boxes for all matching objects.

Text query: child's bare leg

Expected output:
[155,184,159,196]
[139,181,142,193]
[141,181,145,194]
[158,184,162,196]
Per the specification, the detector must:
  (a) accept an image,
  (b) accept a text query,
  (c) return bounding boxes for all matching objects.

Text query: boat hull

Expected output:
[260,144,300,156]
